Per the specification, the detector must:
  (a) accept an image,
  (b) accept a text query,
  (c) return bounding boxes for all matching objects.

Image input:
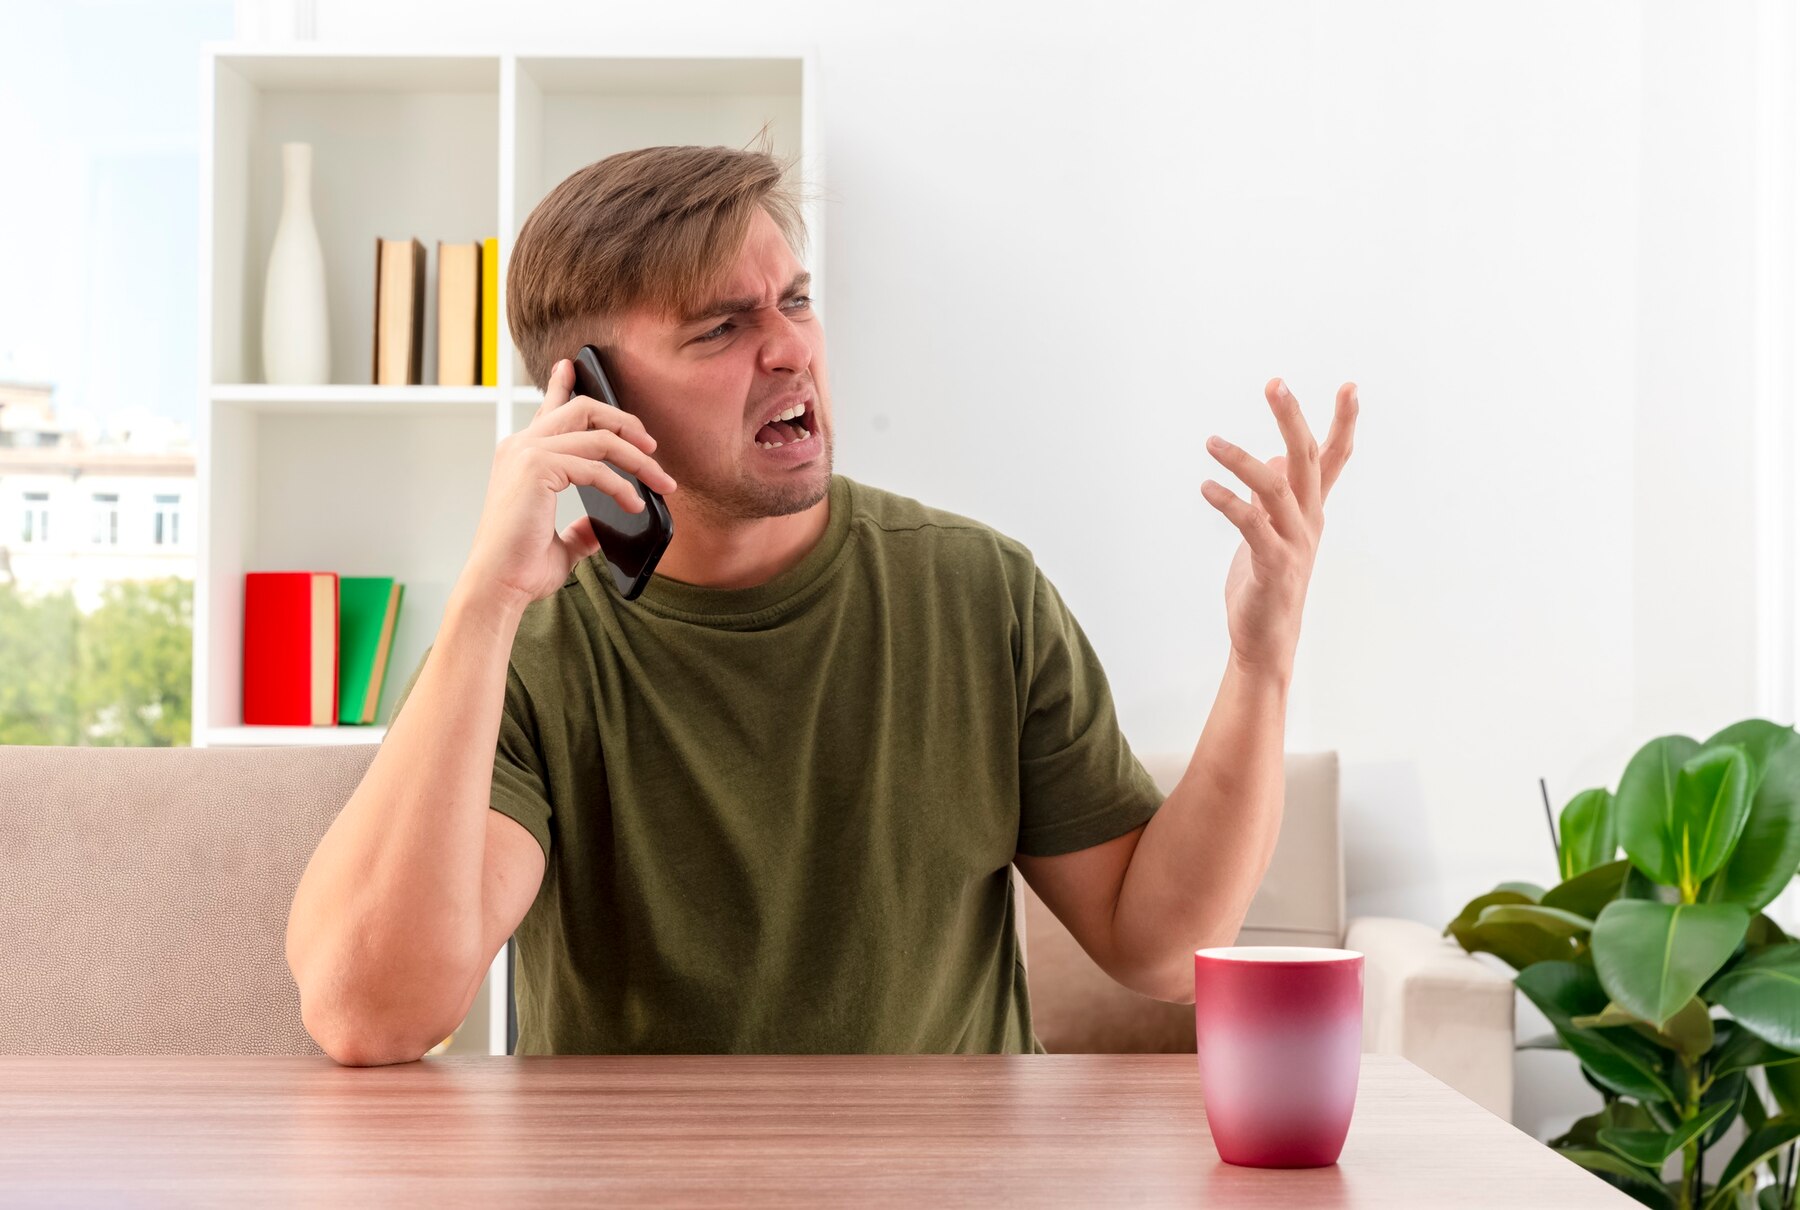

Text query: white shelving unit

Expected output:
[194,42,823,1054]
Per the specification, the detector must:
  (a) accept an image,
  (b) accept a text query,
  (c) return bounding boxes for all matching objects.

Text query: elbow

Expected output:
[297,972,448,1068]
[304,1001,432,1067]
[1102,949,1199,1005]
[1111,925,1245,1005]
[1144,968,1199,1006]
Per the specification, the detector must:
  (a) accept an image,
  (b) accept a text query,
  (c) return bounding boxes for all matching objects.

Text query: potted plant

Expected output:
[1446,718,1800,1210]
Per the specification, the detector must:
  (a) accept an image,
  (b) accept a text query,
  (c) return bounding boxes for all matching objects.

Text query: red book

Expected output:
[243,571,339,726]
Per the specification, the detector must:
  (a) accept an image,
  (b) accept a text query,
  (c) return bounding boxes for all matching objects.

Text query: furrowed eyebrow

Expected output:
[680,271,812,325]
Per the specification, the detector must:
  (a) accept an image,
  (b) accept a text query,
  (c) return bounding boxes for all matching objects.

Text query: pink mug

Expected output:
[1193,946,1364,1168]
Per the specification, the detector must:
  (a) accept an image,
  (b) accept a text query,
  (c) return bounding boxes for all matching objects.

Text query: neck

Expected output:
[651,484,831,590]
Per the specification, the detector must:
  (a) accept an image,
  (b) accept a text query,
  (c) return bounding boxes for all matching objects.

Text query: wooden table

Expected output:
[1,1053,1632,1207]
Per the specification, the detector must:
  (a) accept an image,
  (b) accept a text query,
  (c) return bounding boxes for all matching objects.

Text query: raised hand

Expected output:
[1199,378,1358,681]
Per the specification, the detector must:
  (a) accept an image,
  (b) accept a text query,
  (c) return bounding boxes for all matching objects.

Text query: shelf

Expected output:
[204,725,387,746]
[198,407,493,738]
[211,384,503,416]
[207,54,500,387]
[210,50,499,95]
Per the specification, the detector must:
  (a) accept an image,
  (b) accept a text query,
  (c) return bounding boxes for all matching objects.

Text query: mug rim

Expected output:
[1193,945,1363,963]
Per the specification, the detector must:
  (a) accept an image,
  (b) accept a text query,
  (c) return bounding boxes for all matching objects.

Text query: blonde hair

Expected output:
[506,123,813,389]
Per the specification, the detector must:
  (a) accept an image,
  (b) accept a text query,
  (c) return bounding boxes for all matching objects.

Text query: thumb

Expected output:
[556,516,603,567]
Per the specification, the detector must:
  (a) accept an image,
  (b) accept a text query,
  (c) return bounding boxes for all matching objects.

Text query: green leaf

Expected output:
[1496,880,1547,900]
[1447,889,1578,970]
[1748,913,1794,951]
[1710,1018,1800,1079]
[1643,1096,1681,1132]
[1708,943,1800,1051]
[1572,996,1715,1059]
[1623,863,1682,903]
[1702,719,1800,788]
[1674,745,1755,892]
[1698,722,1800,911]
[1704,1116,1800,1210]
[1478,903,1596,939]
[1542,858,1633,919]
[1516,960,1678,1103]
[1742,1079,1770,1134]
[1768,1054,1800,1117]
[1560,788,1619,880]
[1699,1070,1749,1149]
[1590,899,1751,1028]
[1518,1031,1568,1051]
[1462,920,1583,972]
[1599,1098,1734,1167]
[1445,888,1537,942]
[1549,1104,1653,1151]
[1556,1148,1678,1210]
[1617,734,1704,886]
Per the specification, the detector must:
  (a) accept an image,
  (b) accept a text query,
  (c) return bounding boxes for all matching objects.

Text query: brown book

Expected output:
[436,241,483,386]
[371,237,425,385]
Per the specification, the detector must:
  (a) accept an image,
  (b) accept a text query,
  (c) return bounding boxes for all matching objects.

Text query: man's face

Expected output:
[606,207,831,522]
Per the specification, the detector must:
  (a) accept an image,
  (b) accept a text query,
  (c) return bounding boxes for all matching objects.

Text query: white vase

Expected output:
[261,141,331,385]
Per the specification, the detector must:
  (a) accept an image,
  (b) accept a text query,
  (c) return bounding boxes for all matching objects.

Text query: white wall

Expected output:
[302,0,1783,1146]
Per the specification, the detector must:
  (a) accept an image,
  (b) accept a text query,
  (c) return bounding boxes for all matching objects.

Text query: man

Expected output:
[284,138,1359,1065]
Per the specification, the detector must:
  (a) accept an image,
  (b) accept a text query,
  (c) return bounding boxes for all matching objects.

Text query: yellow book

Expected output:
[482,236,499,387]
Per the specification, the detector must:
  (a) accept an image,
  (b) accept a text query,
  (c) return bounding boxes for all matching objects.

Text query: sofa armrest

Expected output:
[1345,915,1516,1123]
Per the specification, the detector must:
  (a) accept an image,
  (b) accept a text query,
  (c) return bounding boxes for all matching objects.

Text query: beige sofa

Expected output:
[0,743,1514,1120]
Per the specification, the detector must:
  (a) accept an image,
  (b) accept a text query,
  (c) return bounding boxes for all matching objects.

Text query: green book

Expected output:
[337,577,405,725]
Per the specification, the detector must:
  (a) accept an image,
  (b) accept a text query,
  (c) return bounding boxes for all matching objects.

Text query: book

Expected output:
[243,571,339,726]
[372,236,426,385]
[436,241,482,386]
[337,576,405,725]
[481,236,499,387]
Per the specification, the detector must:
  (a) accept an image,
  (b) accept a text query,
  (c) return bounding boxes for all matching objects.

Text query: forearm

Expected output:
[285,577,524,1063]
[1109,653,1291,1002]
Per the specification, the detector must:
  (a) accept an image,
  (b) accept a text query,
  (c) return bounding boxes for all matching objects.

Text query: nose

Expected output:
[757,309,813,375]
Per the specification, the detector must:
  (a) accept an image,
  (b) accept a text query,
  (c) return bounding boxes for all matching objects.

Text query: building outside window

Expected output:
[153,492,181,546]
[90,492,119,546]
[21,491,48,543]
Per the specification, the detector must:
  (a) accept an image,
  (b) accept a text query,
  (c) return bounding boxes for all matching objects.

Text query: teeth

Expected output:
[759,440,785,448]
[762,401,808,425]
[797,426,810,440]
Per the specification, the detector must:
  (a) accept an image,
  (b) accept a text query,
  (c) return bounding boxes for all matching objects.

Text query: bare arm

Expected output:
[1015,655,1289,1003]
[1109,656,1290,1000]
[1017,379,1358,1004]
[284,582,534,1065]
[283,355,678,1065]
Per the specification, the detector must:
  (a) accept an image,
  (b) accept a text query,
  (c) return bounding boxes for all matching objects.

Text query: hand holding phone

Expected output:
[456,352,677,614]
[568,345,676,600]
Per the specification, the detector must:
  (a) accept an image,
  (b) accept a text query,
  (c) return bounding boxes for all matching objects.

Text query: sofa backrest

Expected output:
[1,741,1338,1056]
[1019,749,1343,1053]
[0,743,379,1055]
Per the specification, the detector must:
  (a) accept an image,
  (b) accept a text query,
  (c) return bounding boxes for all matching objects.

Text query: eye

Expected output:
[695,296,814,343]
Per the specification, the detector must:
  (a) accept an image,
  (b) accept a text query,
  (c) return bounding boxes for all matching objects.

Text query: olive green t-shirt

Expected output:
[389,472,1164,1055]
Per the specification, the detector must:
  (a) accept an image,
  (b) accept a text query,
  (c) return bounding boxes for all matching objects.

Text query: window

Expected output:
[153,493,180,546]
[20,492,50,543]
[91,493,119,545]
[0,1,229,749]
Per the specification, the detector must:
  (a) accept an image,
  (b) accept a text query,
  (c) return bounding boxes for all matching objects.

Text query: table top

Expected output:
[1,1052,1632,1208]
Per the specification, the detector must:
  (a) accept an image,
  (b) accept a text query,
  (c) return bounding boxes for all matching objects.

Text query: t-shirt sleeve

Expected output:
[1015,562,1166,858]
[388,644,556,862]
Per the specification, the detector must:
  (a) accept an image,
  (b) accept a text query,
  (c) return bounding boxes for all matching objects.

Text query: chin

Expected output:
[690,440,831,521]
[762,461,831,518]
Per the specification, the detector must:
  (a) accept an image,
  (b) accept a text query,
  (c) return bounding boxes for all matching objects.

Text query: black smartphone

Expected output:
[568,343,674,600]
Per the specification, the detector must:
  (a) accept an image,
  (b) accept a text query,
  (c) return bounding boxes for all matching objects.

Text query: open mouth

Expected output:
[753,397,815,448]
